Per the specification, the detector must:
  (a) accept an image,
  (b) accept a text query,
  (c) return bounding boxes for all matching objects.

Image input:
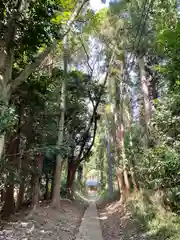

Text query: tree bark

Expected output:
[51,155,64,207]
[106,117,114,200]
[0,189,5,203]
[0,134,5,162]
[118,122,130,198]
[138,56,151,147]
[77,165,83,181]
[16,181,25,211]
[116,167,126,204]
[32,176,40,211]
[32,153,44,210]
[124,169,130,194]
[44,174,50,200]
[66,160,77,199]
[2,134,19,219]
[99,146,105,189]
[1,182,15,219]
[50,168,55,200]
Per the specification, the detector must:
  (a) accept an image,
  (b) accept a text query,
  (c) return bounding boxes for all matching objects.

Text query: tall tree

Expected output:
[51,35,68,208]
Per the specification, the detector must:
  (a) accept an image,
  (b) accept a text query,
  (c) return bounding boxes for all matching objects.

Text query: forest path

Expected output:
[76,194,103,240]
[76,200,103,240]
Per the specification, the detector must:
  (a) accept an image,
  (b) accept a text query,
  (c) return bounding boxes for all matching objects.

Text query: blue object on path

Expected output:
[86,179,99,187]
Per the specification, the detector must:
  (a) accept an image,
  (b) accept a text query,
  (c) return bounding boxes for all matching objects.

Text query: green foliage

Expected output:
[138,146,180,189]
[157,18,180,92]
[0,106,17,134]
[128,191,180,240]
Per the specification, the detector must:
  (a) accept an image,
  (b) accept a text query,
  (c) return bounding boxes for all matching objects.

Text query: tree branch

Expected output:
[74,49,116,164]
[12,0,89,91]
[79,36,93,73]
[78,113,98,164]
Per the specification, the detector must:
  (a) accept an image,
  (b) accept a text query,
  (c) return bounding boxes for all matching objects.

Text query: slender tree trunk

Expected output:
[51,35,68,208]
[0,189,5,203]
[106,117,114,200]
[32,177,40,211]
[2,164,15,219]
[118,122,130,198]
[77,165,83,181]
[115,60,130,202]
[66,160,76,199]
[0,134,5,161]
[51,156,64,207]
[151,74,158,100]
[16,101,25,211]
[138,56,151,147]
[1,182,15,219]
[2,134,19,219]
[116,167,126,204]
[50,167,56,199]
[129,128,139,192]
[106,71,115,199]
[16,181,25,211]
[99,145,105,189]
[32,153,44,210]
[44,174,50,200]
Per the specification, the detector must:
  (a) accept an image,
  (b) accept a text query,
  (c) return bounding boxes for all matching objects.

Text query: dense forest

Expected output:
[0,1,179,234]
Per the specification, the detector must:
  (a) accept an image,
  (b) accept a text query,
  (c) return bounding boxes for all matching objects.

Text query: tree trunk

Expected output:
[1,182,15,219]
[51,155,64,207]
[128,98,139,192]
[32,176,40,211]
[51,35,68,208]
[138,56,151,147]
[130,170,139,192]
[0,134,5,161]
[32,153,44,210]
[106,118,114,200]
[99,146,105,189]
[151,74,158,100]
[118,122,130,198]
[66,160,76,199]
[16,101,24,211]
[114,59,130,201]
[0,189,5,203]
[124,169,130,194]
[77,165,83,181]
[2,134,19,219]
[16,181,25,211]
[44,174,50,200]
[116,168,126,204]
[50,169,55,200]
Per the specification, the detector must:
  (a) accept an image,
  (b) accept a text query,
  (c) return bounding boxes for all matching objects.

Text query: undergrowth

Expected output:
[97,188,120,203]
[128,190,180,240]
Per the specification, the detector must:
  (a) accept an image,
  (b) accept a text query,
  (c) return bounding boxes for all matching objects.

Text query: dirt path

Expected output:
[97,201,145,240]
[0,200,87,240]
[76,201,103,240]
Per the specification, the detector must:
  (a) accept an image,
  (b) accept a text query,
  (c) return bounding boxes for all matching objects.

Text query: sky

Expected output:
[90,0,109,12]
